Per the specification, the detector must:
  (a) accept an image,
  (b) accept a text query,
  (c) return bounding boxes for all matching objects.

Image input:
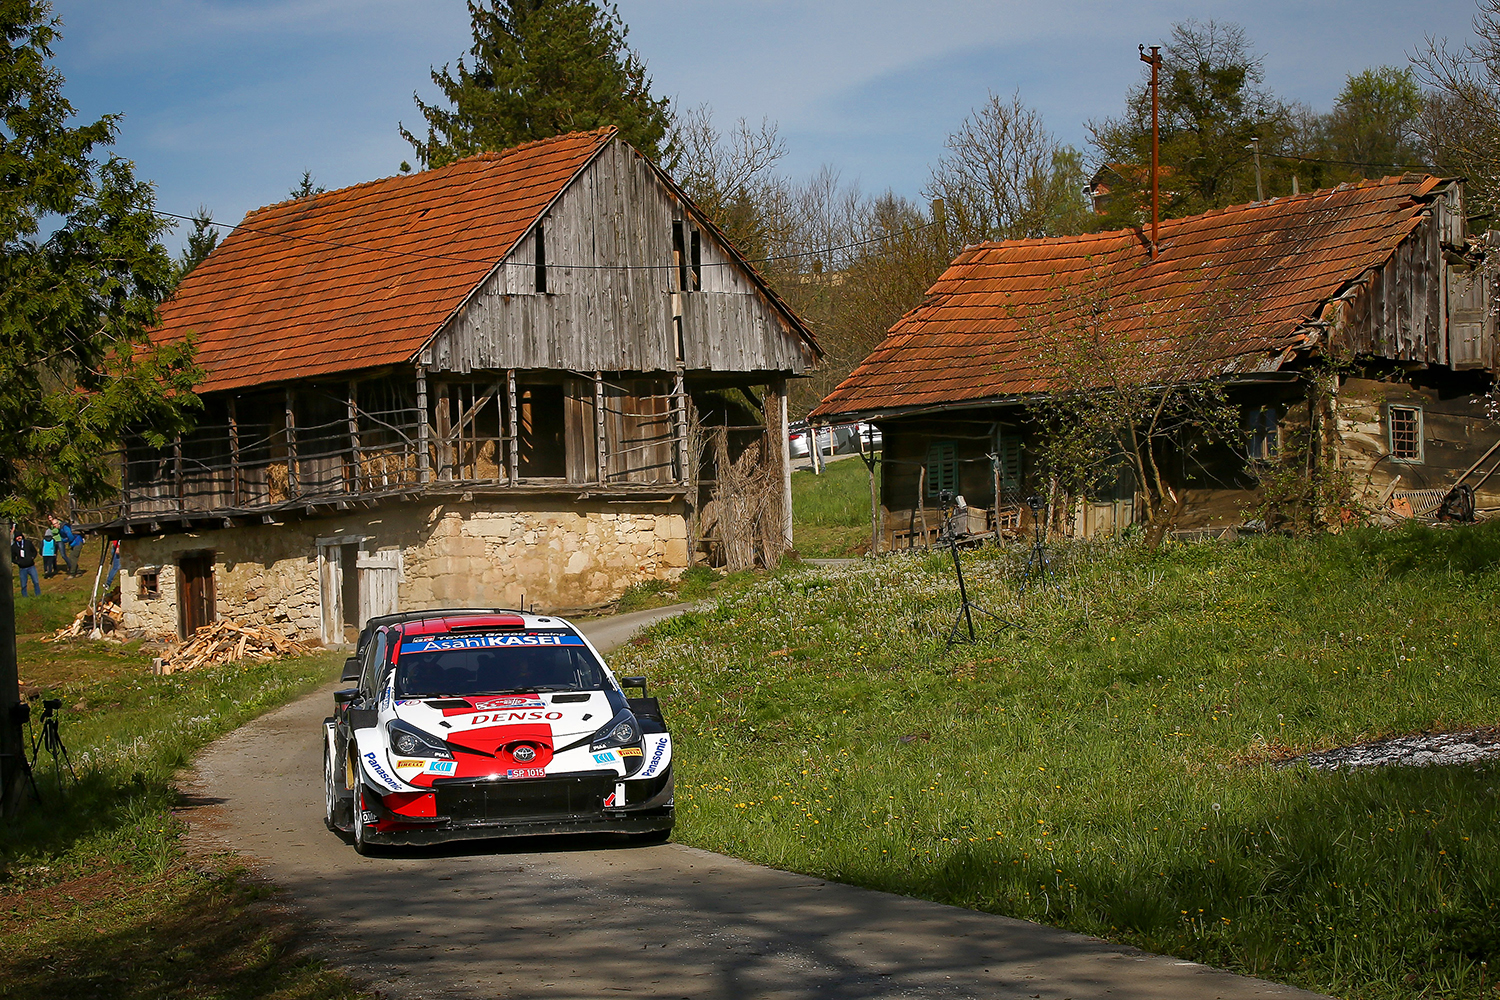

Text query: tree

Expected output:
[1091,20,1296,221]
[925,90,1091,249]
[0,1,202,812]
[399,0,672,170]
[1015,264,1241,546]
[1323,68,1427,175]
[671,104,793,264]
[288,170,325,200]
[172,206,219,286]
[1414,0,1500,222]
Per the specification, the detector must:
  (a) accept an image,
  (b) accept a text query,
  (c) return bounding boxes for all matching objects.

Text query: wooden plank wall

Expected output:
[1337,376,1500,500]
[427,139,814,376]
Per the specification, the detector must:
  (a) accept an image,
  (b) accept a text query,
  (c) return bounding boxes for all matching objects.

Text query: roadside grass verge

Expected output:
[613,521,1500,1000]
[790,455,876,558]
[2,610,366,999]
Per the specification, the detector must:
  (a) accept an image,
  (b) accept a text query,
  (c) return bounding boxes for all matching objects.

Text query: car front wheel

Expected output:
[323,742,339,832]
[352,786,378,856]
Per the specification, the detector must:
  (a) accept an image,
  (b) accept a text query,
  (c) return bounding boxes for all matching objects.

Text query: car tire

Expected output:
[352,786,378,856]
[323,742,339,832]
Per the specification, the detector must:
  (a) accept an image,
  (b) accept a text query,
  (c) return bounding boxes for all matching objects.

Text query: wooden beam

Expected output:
[347,381,360,494]
[594,371,607,485]
[416,364,431,484]
[172,436,184,515]
[766,378,792,549]
[284,387,298,498]
[507,369,519,484]
[435,381,452,480]
[672,371,688,483]
[227,397,241,506]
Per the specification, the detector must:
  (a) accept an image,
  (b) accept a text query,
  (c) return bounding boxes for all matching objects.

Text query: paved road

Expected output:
[181,609,1326,1000]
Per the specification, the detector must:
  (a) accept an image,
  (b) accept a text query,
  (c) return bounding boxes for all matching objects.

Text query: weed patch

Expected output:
[613,524,1500,1000]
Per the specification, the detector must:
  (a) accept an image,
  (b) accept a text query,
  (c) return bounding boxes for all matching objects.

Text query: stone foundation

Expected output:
[118,499,688,641]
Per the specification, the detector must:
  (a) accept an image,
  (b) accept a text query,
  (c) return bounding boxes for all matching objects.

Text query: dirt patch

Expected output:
[1278,725,1500,770]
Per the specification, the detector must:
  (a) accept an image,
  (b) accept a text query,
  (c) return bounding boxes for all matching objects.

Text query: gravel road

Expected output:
[180,605,1326,1000]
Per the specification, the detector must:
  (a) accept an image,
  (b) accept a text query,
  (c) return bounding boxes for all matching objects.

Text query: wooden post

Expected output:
[434,382,452,481]
[120,440,132,522]
[172,436,184,514]
[917,464,928,548]
[672,371,688,483]
[0,526,22,816]
[284,388,298,497]
[766,378,792,550]
[869,451,881,555]
[227,397,241,506]
[347,381,360,494]
[594,371,607,484]
[416,364,431,484]
[506,369,519,484]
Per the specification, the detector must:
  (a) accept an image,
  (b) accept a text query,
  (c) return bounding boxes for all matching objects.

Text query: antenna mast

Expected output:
[1139,44,1162,258]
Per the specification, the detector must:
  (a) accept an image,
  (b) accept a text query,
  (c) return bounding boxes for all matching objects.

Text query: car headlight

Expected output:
[589,710,641,751]
[386,720,454,759]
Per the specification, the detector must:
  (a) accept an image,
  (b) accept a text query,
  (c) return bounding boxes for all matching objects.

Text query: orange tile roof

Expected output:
[812,175,1449,420]
[154,128,616,394]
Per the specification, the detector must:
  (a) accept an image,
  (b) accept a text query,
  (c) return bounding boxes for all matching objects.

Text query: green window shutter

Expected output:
[926,441,957,498]
[999,437,1022,497]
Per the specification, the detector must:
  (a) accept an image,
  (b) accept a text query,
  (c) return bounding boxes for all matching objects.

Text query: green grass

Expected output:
[791,455,877,557]
[2,572,367,1000]
[612,521,1500,1000]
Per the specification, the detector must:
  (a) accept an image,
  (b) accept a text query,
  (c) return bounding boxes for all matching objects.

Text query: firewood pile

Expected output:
[42,603,122,641]
[152,619,311,675]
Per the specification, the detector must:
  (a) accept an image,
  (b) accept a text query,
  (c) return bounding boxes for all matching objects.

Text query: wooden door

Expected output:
[178,552,216,638]
[356,549,401,625]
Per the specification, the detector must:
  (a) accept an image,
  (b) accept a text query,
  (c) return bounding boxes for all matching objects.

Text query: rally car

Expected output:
[322,610,673,853]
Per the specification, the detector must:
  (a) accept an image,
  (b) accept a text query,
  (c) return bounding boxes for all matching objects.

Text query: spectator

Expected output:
[11,529,39,596]
[53,519,80,577]
[41,528,56,578]
[104,539,120,591]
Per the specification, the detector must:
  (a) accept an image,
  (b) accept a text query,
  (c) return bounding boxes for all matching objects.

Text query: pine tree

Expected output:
[399,0,672,169]
[0,0,202,812]
[172,206,220,285]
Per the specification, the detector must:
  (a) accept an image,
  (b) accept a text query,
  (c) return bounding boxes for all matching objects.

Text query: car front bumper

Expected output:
[361,768,673,846]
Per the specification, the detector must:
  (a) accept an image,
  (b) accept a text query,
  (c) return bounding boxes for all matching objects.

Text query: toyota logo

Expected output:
[513,745,536,762]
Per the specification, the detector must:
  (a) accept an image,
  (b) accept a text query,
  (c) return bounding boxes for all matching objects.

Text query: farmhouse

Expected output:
[112,128,817,642]
[812,175,1499,544]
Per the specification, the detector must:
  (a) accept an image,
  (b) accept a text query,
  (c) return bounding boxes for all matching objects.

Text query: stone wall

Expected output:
[118,499,688,641]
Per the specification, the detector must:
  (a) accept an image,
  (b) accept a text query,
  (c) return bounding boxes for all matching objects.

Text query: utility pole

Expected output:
[1250,137,1264,202]
[1138,45,1162,257]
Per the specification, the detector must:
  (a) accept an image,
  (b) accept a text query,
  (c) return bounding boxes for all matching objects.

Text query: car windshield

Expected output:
[394,631,606,698]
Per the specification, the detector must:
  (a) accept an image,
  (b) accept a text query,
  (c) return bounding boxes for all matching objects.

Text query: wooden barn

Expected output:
[812,175,1498,544]
[109,128,817,642]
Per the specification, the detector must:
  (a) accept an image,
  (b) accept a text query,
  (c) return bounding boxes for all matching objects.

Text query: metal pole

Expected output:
[1251,137,1264,202]
[1139,44,1161,256]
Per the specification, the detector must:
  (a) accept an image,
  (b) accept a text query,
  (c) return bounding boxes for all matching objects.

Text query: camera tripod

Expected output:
[1016,495,1060,595]
[938,492,1021,647]
[29,699,77,796]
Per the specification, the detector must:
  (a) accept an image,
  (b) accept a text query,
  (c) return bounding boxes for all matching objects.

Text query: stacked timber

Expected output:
[152,620,310,675]
[42,603,123,641]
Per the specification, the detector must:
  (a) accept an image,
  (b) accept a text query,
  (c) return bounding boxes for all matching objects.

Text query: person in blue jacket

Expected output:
[52,519,81,577]
[41,528,57,578]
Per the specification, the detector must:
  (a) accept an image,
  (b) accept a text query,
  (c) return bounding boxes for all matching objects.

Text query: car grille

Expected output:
[432,772,615,823]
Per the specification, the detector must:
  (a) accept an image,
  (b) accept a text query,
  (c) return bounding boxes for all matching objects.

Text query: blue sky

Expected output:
[52,0,1484,252]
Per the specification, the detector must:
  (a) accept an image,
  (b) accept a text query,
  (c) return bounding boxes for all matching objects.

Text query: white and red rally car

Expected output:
[322,611,673,853]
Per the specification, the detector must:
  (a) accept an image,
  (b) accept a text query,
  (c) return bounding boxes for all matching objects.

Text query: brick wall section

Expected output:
[118,500,688,640]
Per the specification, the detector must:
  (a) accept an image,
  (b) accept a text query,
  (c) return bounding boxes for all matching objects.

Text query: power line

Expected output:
[155,204,940,272]
[1266,151,1439,172]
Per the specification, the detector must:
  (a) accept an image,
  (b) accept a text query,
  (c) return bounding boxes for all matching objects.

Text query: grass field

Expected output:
[611,522,1500,1000]
[790,455,877,558]
[1,550,368,1000]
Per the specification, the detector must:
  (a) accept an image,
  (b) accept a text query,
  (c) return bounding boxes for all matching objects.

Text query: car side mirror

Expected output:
[620,676,648,696]
[334,688,361,708]
[340,657,361,683]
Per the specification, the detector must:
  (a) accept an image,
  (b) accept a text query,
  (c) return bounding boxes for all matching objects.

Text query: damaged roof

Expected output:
[813,174,1452,421]
[154,128,616,394]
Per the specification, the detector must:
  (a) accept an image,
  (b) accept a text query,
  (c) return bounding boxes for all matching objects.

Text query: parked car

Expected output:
[323,610,674,853]
[789,421,881,460]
